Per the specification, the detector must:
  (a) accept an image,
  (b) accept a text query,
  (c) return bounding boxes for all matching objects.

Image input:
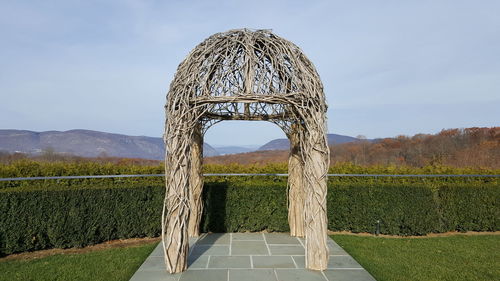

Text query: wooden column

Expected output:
[303,112,329,271]
[162,124,191,273]
[188,123,204,237]
[288,124,305,237]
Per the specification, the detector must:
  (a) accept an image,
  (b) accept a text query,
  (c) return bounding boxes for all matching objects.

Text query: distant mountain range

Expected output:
[0,129,219,159]
[258,134,368,151]
[212,145,259,155]
[0,129,365,159]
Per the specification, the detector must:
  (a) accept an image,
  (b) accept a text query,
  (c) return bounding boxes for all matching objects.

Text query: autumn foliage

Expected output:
[0,127,498,170]
[206,127,499,169]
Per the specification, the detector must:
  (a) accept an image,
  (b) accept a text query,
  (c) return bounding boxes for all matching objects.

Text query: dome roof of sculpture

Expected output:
[168,29,324,99]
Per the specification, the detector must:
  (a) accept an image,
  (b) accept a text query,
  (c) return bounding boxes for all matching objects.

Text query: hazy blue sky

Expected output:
[1,0,499,146]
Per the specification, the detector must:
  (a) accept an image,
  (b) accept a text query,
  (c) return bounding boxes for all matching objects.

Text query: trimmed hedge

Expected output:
[438,185,499,232]
[201,181,288,232]
[327,184,441,235]
[0,180,498,256]
[0,186,163,255]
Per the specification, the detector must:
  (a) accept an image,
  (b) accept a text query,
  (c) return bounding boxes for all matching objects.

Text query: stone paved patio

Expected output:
[130,233,376,281]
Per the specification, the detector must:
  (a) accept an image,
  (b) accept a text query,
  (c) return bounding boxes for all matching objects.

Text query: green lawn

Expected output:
[0,242,158,281]
[332,234,500,281]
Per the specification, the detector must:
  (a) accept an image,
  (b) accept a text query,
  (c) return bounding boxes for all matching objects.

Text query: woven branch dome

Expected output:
[166,29,326,131]
[163,29,330,273]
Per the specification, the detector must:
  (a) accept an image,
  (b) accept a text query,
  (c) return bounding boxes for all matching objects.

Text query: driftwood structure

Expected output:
[163,29,329,273]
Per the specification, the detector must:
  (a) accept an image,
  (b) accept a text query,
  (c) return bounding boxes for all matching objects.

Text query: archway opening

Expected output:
[204,120,285,150]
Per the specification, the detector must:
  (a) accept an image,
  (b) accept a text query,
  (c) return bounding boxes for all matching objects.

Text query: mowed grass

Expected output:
[0,241,158,281]
[332,234,500,281]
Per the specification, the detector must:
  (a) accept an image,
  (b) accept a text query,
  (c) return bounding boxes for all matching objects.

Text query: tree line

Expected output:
[1,127,498,169]
[205,127,499,169]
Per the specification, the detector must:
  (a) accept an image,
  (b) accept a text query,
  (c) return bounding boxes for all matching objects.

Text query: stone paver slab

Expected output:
[208,256,251,268]
[291,256,306,268]
[265,233,301,245]
[252,256,296,268]
[269,245,304,255]
[190,245,229,256]
[178,269,228,281]
[275,269,327,281]
[187,255,209,269]
[228,269,277,281]
[231,241,268,255]
[232,233,264,241]
[197,233,230,245]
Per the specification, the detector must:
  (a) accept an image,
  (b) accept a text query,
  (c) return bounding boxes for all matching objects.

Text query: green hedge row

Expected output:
[328,183,498,234]
[201,181,289,232]
[0,180,498,256]
[0,186,163,256]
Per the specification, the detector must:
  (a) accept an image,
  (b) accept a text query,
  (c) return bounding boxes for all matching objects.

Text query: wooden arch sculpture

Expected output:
[163,29,329,273]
